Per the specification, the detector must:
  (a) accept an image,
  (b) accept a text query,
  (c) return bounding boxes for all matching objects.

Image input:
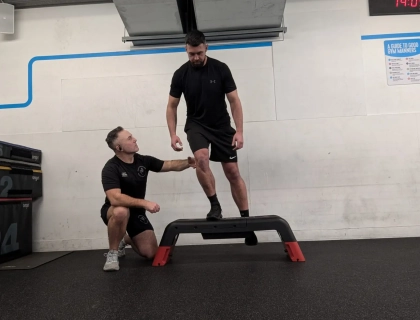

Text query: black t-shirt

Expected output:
[169,57,237,129]
[101,154,164,210]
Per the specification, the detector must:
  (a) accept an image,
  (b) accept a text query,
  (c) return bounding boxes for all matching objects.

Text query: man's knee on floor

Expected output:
[140,245,157,260]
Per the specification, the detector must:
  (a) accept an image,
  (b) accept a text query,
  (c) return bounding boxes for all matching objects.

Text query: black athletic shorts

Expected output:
[100,204,154,238]
[185,123,238,163]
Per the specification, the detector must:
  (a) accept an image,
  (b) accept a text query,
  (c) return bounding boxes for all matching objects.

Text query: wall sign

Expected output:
[384,39,420,85]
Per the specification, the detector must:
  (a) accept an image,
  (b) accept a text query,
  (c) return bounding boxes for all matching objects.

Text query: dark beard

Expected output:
[190,60,204,69]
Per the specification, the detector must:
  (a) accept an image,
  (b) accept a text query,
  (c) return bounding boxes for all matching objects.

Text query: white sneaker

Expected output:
[103,250,119,271]
[118,239,126,258]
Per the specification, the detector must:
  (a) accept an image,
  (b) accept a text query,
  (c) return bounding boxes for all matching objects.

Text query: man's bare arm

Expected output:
[226,90,244,134]
[166,95,184,151]
[160,157,196,172]
[166,95,181,137]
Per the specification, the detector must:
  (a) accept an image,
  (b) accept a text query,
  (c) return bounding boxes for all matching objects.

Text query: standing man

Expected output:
[166,30,256,248]
[101,126,196,271]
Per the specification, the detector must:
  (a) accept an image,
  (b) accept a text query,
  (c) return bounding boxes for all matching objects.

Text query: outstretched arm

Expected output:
[227,90,244,150]
[160,157,196,172]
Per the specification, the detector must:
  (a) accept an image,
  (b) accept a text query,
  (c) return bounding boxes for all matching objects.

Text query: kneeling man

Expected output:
[101,126,195,271]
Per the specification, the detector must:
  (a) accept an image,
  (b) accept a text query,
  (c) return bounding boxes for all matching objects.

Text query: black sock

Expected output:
[240,209,249,217]
[208,194,220,207]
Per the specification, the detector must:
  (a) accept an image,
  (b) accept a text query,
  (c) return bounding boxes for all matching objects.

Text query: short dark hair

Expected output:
[185,30,206,47]
[105,126,124,150]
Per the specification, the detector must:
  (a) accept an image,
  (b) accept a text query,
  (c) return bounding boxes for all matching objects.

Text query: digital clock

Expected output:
[369,0,420,16]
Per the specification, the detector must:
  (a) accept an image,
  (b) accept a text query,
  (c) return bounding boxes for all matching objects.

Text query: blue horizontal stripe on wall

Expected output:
[0,41,272,110]
[361,32,420,40]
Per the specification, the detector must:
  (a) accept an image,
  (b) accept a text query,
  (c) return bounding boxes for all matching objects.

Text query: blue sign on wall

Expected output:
[384,39,420,86]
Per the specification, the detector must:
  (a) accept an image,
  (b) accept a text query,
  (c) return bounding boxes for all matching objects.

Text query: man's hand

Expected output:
[171,135,183,151]
[188,156,196,169]
[145,201,160,213]
[232,132,244,151]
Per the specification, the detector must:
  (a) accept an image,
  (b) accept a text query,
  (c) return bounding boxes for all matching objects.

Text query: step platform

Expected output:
[152,215,305,266]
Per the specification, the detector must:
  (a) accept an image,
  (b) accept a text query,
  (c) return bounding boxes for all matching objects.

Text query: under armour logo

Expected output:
[210,80,216,83]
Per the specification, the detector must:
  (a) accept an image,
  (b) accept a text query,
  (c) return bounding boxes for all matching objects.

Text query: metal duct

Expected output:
[113,0,183,36]
[116,0,287,47]
[193,0,286,33]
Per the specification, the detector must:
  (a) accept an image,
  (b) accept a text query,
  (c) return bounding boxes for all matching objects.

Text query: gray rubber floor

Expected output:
[1,237,419,320]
